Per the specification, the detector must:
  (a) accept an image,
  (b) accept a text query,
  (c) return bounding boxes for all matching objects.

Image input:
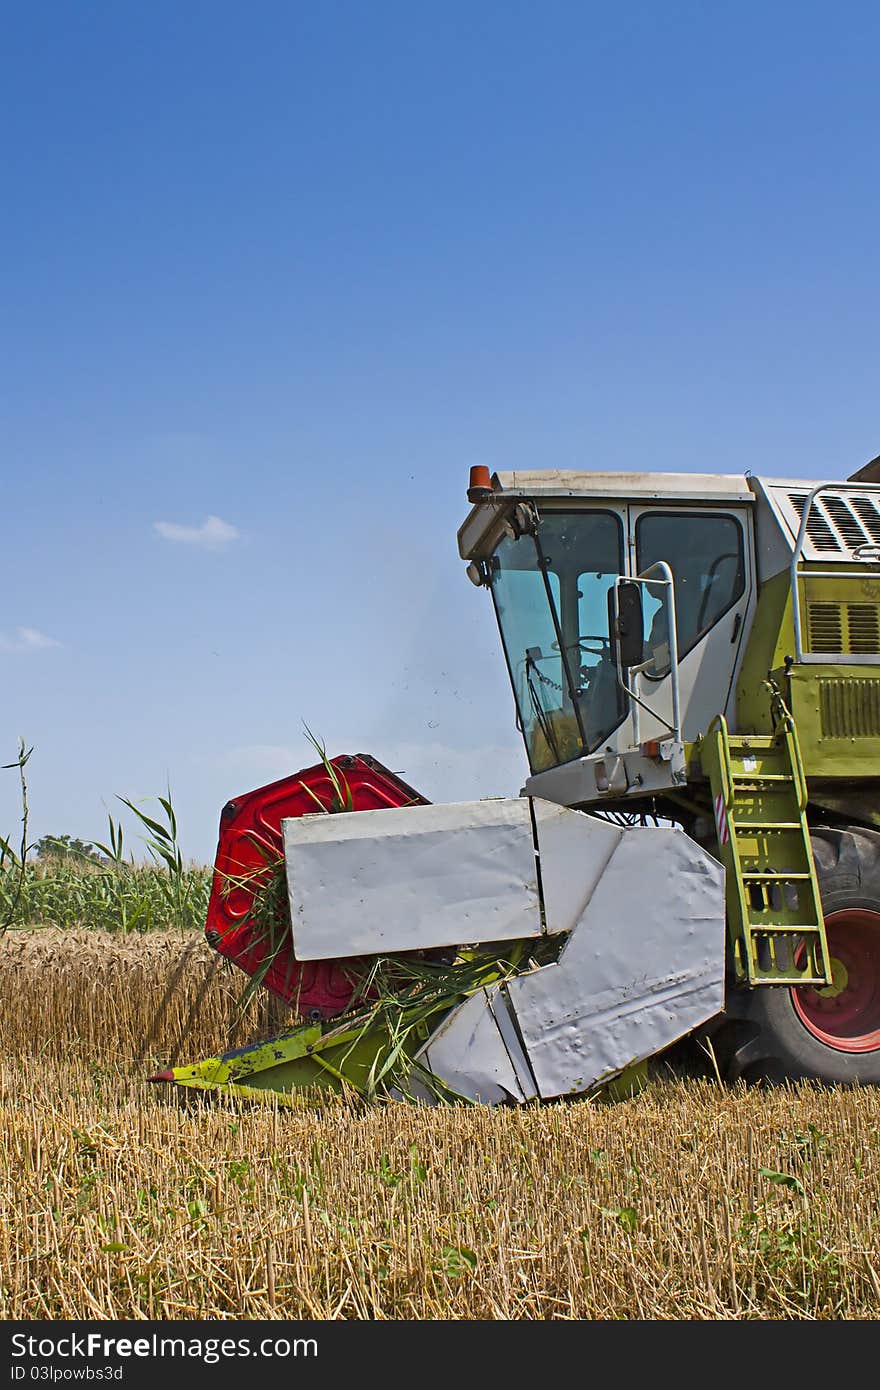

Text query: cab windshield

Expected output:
[490,511,625,771]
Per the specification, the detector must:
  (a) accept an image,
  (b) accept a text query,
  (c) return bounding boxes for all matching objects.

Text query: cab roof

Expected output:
[458,469,755,560]
[488,469,754,501]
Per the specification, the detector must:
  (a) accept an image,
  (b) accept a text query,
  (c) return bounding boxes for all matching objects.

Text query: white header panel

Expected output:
[283,799,542,960]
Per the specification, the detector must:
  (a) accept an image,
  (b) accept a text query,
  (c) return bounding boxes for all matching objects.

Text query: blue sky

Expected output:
[2,1,879,861]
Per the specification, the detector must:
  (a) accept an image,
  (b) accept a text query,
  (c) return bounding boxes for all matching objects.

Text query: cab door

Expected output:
[625,506,755,743]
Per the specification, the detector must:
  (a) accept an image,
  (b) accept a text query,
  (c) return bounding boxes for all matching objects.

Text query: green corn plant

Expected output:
[1,744,209,933]
[70,793,210,934]
[0,739,33,936]
[299,724,354,812]
[105,788,207,933]
[90,812,151,933]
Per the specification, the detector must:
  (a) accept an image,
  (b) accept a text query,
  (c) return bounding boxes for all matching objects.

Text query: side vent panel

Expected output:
[772,482,880,664]
[806,600,880,656]
[786,489,880,557]
[848,604,880,653]
[807,603,843,653]
[819,678,880,739]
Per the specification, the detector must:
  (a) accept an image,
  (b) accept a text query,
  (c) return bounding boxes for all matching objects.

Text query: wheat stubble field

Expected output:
[2,927,880,1320]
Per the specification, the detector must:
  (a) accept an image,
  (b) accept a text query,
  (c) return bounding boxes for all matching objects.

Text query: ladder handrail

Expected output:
[766,680,810,812]
[778,716,809,813]
[705,713,733,809]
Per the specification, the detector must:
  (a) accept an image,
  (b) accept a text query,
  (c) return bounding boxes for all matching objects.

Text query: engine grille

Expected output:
[807,601,880,655]
[848,604,880,652]
[788,489,880,555]
[818,678,880,738]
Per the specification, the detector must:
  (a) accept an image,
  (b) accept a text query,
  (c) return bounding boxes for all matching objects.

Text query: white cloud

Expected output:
[153,515,239,548]
[0,627,62,654]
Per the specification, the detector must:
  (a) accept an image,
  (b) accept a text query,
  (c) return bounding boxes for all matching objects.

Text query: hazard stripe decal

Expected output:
[714,793,730,847]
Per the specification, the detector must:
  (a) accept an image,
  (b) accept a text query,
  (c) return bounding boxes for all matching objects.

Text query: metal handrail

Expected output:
[612,561,682,745]
[789,481,880,663]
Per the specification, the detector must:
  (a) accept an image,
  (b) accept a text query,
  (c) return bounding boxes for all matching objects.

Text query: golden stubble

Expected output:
[2,929,879,1320]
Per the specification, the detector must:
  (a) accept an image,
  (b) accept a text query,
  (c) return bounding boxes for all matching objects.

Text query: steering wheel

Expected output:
[574,635,610,655]
[552,635,609,655]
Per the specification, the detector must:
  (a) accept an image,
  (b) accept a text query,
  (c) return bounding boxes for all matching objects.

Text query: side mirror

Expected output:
[613,582,644,668]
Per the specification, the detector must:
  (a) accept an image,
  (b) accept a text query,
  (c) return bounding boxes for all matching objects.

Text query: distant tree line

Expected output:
[33,834,106,865]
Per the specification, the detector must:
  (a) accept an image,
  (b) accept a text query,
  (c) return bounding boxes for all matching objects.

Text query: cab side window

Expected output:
[635,512,745,668]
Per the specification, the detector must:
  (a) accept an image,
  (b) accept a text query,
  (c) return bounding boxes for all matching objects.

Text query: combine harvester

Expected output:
[152,459,880,1103]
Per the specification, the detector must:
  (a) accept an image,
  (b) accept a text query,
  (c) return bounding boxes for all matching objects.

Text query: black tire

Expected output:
[717,825,880,1085]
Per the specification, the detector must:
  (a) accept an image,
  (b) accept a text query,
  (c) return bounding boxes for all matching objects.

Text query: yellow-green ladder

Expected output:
[701,696,832,987]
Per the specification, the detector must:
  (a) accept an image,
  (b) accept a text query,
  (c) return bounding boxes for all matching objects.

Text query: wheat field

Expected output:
[2,928,879,1320]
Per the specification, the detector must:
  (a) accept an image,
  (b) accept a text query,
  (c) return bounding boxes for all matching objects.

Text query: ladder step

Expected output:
[730,773,791,783]
[705,713,831,989]
[747,924,825,934]
[746,974,828,986]
[733,822,801,831]
[741,871,812,881]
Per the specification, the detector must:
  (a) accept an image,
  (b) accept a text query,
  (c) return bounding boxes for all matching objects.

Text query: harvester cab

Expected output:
[460,467,756,798]
[152,460,880,1105]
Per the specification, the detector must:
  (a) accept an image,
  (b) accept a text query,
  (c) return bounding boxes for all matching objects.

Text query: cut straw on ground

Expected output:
[3,928,880,1319]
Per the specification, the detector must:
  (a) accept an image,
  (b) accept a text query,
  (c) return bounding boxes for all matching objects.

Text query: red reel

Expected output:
[205,754,428,1019]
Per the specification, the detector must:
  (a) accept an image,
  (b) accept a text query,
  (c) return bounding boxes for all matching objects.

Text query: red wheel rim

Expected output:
[792,909,880,1053]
